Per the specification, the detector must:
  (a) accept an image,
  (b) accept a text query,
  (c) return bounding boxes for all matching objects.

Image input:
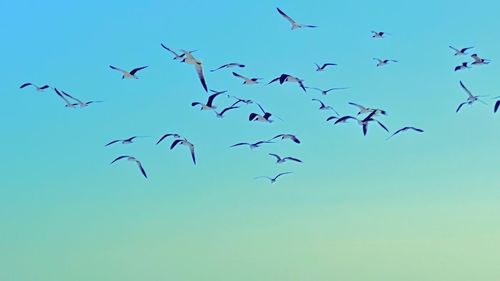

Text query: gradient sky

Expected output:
[1,0,500,280]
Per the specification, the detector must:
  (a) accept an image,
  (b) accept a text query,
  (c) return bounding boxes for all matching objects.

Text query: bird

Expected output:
[59,90,101,108]
[249,103,274,123]
[276,7,316,30]
[214,105,240,118]
[169,138,196,165]
[306,87,348,95]
[312,99,339,114]
[109,65,148,79]
[268,74,306,92]
[332,115,358,124]
[210,63,245,72]
[270,134,301,144]
[315,63,337,71]
[374,58,398,67]
[192,92,223,110]
[471,54,491,65]
[255,172,293,184]
[110,156,147,179]
[20,83,50,91]
[494,99,500,113]
[180,50,208,92]
[454,62,471,71]
[156,133,182,145]
[161,44,194,60]
[268,153,302,164]
[232,72,262,85]
[54,88,77,108]
[348,102,387,116]
[386,127,424,140]
[105,136,148,146]
[456,81,487,113]
[230,140,274,149]
[449,46,474,56]
[227,95,253,105]
[333,112,388,136]
[371,31,389,38]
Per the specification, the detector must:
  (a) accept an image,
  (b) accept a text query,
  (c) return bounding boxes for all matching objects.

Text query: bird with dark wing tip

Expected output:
[255,172,293,183]
[169,138,196,165]
[386,127,424,140]
[105,136,148,147]
[110,156,148,179]
[109,65,148,79]
[232,72,262,85]
[180,50,208,92]
[315,63,337,71]
[268,73,307,92]
[449,46,474,56]
[230,140,274,149]
[456,81,488,113]
[276,7,316,30]
[269,134,301,144]
[20,83,50,91]
[192,92,223,111]
[210,63,245,72]
[306,87,348,96]
[268,153,302,164]
[373,58,398,67]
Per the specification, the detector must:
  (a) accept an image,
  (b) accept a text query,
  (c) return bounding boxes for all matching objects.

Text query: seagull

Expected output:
[230,140,274,149]
[255,172,293,184]
[54,88,77,108]
[170,138,196,165]
[306,87,348,95]
[494,99,500,113]
[270,134,301,144]
[348,102,387,116]
[59,90,101,108]
[374,58,398,67]
[360,112,389,136]
[449,46,474,56]
[161,44,194,60]
[156,133,182,145]
[371,31,389,38]
[312,99,339,114]
[268,153,302,164]
[315,63,337,71]
[210,63,245,72]
[454,62,471,71]
[456,81,487,113]
[192,92,223,110]
[471,54,491,65]
[232,72,262,85]
[20,83,50,91]
[276,7,316,30]
[105,136,148,146]
[181,50,208,92]
[214,105,240,118]
[268,74,306,92]
[109,65,148,79]
[249,103,274,123]
[110,156,147,179]
[386,127,424,140]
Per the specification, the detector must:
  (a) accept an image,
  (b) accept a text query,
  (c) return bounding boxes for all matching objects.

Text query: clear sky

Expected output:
[1,0,499,280]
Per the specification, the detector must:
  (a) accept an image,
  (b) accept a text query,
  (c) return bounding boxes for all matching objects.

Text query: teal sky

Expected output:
[1,0,499,280]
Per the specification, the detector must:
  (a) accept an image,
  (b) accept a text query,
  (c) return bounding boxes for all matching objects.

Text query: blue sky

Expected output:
[1,0,499,280]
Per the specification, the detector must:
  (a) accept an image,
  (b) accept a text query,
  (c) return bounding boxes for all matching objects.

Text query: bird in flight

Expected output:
[181,50,208,92]
[110,156,147,179]
[169,138,196,165]
[214,105,240,118]
[456,81,487,113]
[315,63,337,71]
[386,127,424,140]
[156,133,182,145]
[270,134,301,144]
[371,31,389,38]
[276,8,316,30]
[230,140,274,149]
[20,83,50,92]
[227,95,253,105]
[105,136,148,146]
[306,87,348,95]
[470,54,491,65]
[232,72,262,85]
[374,58,398,67]
[109,65,148,79]
[54,88,101,108]
[161,44,195,60]
[192,92,223,111]
[348,102,387,116]
[268,73,306,92]
[255,172,293,184]
[454,62,471,72]
[312,99,339,114]
[249,103,274,123]
[449,46,474,56]
[210,63,245,72]
[268,153,302,164]
[333,112,389,136]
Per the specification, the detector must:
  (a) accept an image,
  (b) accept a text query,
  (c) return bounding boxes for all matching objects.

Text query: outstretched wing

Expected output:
[20,83,32,89]
[196,63,208,92]
[459,81,474,98]
[136,161,148,178]
[105,139,120,147]
[130,66,148,75]
[284,157,302,163]
[170,139,183,150]
[276,7,296,25]
[232,72,247,80]
[494,100,500,113]
[109,65,126,73]
[456,102,467,113]
[110,155,129,164]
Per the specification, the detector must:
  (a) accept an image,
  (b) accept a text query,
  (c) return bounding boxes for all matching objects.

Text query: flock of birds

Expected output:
[19,7,500,183]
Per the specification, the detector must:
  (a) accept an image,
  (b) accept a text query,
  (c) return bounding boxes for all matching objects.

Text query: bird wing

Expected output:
[170,139,183,150]
[348,102,367,111]
[495,100,500,113]
[298,80,307,92]
[375,120,389,132]
[232,72,248,80]
[456,102,467,113]
[61,90,84,105]
[109,65,126,73]
[210,64,228,72]
[191,102,203,107]
[268,77,280,84]
[334,116,356,124]
[275,172,293,180]
[20,83,32,89]
[136,161,148,178]
[161,44,179,56]
[195,63,208,92]
[284,157,302,163]
[449,46,460,52]
[189,144,196,165]
[312,99,325,107]
[231,143,249,147]
[110,155,129,164]
[248,113,259,121]
[219,106,239,116]
[459,81,474,98]
[326,116,338,121]
[255,102,267,114]
[462,47,474,52]
[206,93,221,107]
[156,134,176,145]
[276,7,296,24]
[105,140,120,146]
[54,88,72,106]
[269,153,281,161]
[130,66,148,75]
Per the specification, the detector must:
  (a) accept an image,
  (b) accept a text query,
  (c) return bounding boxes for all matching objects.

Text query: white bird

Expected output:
[249,103,274,123]
[59,90,101,108]
[270,134,301,144]
[161,44,195,60]
[348,102,387,116]
[454,62,471,71]
[371,31,389,38]
[306,87,348,95]
[169,138,196,165]
[268,153,302,164]
[181,50,208,92]
[386,127,424,140]
[268,74,306,92]
[109,65,148,79]
[110,156,147,179]
[230,140,274,149]
[210,63,245,72]
[20,83,50,91]
[449,46,474,56]
[276,8,317,30]
[373,58,398,67]
[471,53,491,65]
[105,136,148,146]
[232,72,262,85]
[312,98,338,114]
[255,172,293,184]
[456,81,487,113]
[192,92,223,111]
[315,63,337,71]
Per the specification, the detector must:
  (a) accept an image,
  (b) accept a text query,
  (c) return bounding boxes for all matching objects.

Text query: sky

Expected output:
[1,0,500,280]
